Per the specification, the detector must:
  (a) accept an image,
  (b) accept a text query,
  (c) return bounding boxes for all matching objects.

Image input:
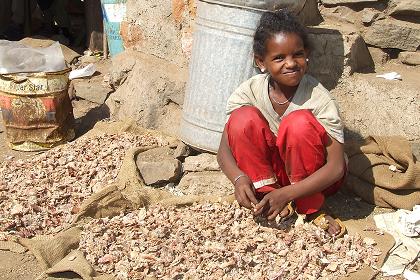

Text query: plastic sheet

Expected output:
[0,40,66,74]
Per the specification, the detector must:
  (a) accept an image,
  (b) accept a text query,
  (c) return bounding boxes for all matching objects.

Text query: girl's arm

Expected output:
[254,135,345,219]
[217,128,258,209]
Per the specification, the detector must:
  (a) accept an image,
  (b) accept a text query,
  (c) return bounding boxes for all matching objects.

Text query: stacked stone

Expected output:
[319,0,420,67]
[135,143,233,196]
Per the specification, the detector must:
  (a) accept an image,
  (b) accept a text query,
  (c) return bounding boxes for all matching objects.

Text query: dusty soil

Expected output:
[0,59,418,280]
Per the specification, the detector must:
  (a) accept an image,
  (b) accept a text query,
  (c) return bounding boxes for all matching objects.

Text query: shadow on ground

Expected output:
[74,103,110,138]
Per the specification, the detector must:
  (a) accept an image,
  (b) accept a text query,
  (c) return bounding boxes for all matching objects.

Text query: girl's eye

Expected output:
[294,51,305,57]
[274,56,284,62]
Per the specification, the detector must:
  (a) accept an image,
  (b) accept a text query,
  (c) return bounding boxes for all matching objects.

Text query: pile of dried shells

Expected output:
[80,202,381,280]
[0,132,163,240]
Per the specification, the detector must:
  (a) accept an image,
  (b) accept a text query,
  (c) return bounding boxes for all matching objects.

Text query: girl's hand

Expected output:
[254,188,289,220]
[234,176,258,209]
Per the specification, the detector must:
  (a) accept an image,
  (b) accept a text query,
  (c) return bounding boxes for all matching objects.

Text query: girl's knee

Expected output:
[227,106,268,135]
[279,110,326,137]
[281,110,317,131]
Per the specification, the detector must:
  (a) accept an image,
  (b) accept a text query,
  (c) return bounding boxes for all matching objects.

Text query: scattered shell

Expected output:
[0,131,164,240]
[79,202,381,280]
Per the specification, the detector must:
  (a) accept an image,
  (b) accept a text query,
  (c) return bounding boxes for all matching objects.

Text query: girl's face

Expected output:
[255,32,308,88]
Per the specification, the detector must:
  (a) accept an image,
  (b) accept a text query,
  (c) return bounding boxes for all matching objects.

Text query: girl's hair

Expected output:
[253,10,310,57]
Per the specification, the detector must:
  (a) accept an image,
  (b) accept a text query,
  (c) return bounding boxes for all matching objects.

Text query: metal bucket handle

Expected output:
[0,68,72,83]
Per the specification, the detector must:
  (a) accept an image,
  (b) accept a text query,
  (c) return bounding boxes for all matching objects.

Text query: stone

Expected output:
[173,142,193,159]
[73,77,113,104]
[138,146,175,162]
[110,51,136,87]
[123,0,192,67]
[136,146,182,185]
[332,67,420,144]
[364,19,420,51]
[177,171,233,196]
[137,160,182,185]
[172,0,185,23]
[368,47,390,67]
[106,51,187,137]
[399,51,420,65]
[388,0,420,17]
[321,0,379,4]
[362,8,382,25]
[120,20,143,49]
[307,26,374,89]
[183,153,220,172]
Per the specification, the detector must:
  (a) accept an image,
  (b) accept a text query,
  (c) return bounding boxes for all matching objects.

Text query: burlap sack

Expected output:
[344,136,420,210]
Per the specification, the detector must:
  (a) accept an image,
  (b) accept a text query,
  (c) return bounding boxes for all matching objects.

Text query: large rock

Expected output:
[333,66,420,143]
[388,0,420,17]
[137,160,182,185]
[136,146,182,185]
[399,51,420,65]
[122,0,192,67]
[173,142,194,159]
[106,50,188,137]
[109,52,136,87]
[361,8,383,25]
[364,19,420,51]
[307,26,374,89]
[183,153,220,172]
[368,47,390,68]
[73,77,113,104]
[177,171,233,196]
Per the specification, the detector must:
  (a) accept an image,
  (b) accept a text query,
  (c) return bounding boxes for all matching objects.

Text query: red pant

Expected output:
[226,106,345,214]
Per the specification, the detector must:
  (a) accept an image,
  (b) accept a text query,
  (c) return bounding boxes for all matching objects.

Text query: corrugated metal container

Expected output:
[203,0,306,12]
[0,69,75,151]
[180,0,262,153]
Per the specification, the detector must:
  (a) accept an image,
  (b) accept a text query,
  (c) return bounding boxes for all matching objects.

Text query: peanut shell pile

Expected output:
[80,202,381,280]
[0,132,163,240]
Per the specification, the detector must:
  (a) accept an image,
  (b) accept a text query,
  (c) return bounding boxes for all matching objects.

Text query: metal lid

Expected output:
[199,0,307,13]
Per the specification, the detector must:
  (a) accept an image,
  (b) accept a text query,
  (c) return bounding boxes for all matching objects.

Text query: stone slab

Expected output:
[399,51,420,65]
[73,77,113,104]
[177,171,233,196]
[183,153,220,172]
[364,19,420,51]
[137,159,182,185]
[307,26,374,89]
[388,0,420,17]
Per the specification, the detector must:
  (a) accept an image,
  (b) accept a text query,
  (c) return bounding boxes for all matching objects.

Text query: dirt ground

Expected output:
[0,113,412,280]
[0,60,418,280]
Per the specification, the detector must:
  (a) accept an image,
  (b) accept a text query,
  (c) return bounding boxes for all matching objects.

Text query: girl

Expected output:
[217,10,346,236]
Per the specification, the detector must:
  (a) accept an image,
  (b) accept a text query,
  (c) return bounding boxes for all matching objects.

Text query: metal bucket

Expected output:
[202,0,307,13]
[0,69,75,151]
[180,0,262,153]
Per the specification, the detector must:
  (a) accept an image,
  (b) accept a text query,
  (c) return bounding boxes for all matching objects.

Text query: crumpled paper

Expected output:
[69,63,96,80]
[398,205,420,237]
[376,72,402,81]
[374,206,420,276]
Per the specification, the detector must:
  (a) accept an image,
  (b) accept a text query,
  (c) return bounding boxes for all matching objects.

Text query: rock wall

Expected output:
[108,0,419,144]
